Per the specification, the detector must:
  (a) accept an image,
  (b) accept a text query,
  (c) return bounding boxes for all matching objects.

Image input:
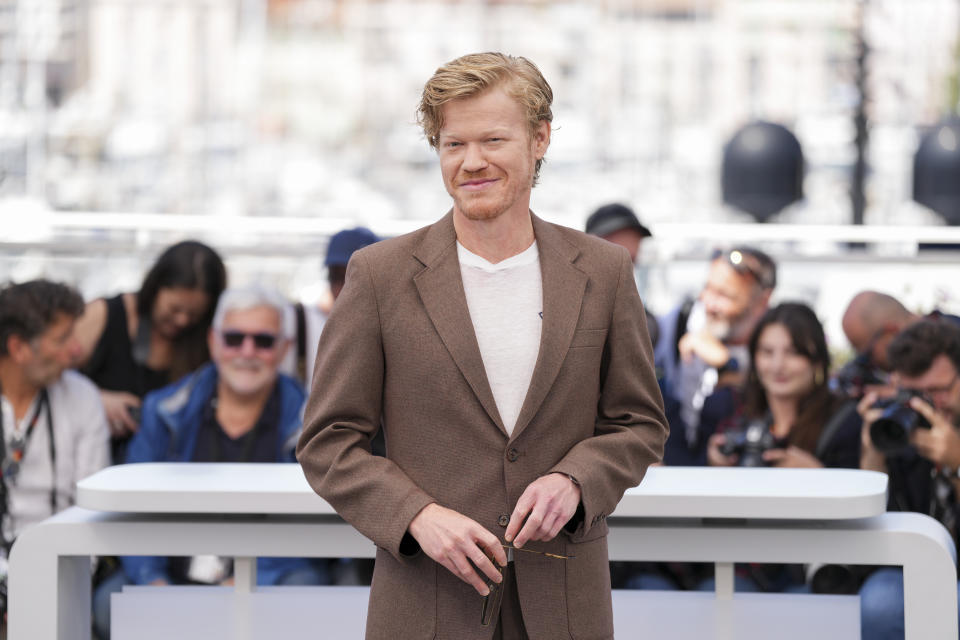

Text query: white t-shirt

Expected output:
[458,241,543,436]
[0,370,110,540]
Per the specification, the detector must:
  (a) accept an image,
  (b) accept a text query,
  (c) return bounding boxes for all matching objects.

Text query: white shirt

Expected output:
[0,370,110,540]
[458,241,543,436]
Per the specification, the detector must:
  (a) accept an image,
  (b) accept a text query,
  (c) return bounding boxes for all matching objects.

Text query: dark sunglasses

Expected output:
[220,331,278,350]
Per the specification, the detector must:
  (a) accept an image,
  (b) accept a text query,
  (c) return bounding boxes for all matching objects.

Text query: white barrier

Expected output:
[7,464,956,639]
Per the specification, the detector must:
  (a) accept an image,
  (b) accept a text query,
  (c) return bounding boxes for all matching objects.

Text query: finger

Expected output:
[535,512,561,542]
[466,543,503,584]
[858,392,878,417]
[505,492,535,543]
[512,505,547,549]
[546,514,567,541]
[762,449,785,462]
[909,397,938,422]
[476,532,508,567]
[448,551,490,596]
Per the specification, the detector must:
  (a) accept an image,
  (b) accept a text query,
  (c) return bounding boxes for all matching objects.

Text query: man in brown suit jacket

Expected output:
[297,52,668,640]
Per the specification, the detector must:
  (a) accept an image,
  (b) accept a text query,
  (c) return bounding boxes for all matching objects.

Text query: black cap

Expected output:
[585,203,652,239]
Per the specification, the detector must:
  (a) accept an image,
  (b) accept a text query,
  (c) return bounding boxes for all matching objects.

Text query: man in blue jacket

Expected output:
[94,285,325,638]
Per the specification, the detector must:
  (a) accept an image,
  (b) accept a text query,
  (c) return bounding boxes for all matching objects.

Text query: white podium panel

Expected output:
[111,585,858,640]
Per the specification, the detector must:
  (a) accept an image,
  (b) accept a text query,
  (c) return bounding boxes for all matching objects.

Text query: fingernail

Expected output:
[504,534,512,542]
[481,586,490,596]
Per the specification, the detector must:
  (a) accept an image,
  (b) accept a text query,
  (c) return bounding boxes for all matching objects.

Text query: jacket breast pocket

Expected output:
[569,329,607,349]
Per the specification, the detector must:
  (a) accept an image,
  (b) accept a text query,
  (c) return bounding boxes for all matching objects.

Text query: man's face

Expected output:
[600,228,644,263]
[699,259,766,342]
[152,286,210,340]
[438,85,550,223]
[210,306,288,397]
[20,312,82,388]
[897,354,960,424]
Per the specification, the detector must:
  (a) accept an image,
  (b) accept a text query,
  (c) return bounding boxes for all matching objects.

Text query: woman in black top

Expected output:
[700,302,861,593]
[74,240,226,461]
[705,302,861,471]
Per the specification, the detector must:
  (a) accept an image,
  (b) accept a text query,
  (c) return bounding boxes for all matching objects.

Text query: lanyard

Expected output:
[0,387,58,546]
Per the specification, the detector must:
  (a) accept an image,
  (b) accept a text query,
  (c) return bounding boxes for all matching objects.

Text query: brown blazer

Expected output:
[297,212,668,640]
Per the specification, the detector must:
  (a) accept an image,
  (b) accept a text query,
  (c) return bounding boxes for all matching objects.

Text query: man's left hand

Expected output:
[909,397,960,468]
[505,473,581,549]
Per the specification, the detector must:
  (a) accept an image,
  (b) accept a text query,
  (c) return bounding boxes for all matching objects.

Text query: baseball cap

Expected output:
[585,204,652,239]
[325,227,380,267]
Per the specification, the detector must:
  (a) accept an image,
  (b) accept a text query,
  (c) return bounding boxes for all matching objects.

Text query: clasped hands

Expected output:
[407,472,581,595]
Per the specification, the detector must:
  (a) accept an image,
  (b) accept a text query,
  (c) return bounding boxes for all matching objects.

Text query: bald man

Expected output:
[841,292,918,371]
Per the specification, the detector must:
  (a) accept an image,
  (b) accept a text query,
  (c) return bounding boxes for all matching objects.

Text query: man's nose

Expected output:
[462,143,487,172]
[239,335,258,356]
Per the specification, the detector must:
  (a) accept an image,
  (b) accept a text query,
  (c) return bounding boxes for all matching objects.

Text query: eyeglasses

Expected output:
[712,249,775,290]
[480,545,574,626]
[220,331,278,350]
[914,373,960,398]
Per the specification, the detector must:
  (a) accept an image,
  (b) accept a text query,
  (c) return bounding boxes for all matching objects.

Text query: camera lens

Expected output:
[870,416,909,455]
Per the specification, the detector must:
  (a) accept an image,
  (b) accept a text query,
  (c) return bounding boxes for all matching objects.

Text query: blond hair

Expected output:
[417,52,554,183]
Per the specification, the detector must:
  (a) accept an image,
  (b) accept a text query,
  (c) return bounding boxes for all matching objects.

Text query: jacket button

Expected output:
[507,448,519,462]
[498,515,510,527]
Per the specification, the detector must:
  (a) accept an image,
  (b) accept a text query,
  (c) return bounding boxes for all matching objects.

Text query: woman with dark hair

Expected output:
[74,240,227,460]
[699,302,861,593]
[705,301,861,470]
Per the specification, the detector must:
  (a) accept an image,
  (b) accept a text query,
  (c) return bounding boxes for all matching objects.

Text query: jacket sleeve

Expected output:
[550,248,669,539]
[296,252,435,561]
[121,389,174,584]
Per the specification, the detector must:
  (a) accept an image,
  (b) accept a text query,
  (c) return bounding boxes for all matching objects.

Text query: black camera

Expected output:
[832,354,887,400]
[719,419,783,467]
[869,389,932,456]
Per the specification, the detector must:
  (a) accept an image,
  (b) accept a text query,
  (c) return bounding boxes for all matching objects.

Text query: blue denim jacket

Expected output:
[122,363,312,585]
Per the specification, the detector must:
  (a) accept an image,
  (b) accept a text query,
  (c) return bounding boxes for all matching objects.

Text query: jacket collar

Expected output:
[412,210,587,440]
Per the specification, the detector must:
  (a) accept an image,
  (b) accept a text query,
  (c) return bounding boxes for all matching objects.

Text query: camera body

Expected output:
[832,354,887,400]
[719,419,782,467]
[869,389,933,456]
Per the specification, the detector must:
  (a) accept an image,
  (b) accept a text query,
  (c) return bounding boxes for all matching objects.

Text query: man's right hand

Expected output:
[678,331,730,369]
[100,390,141,437]
[407,503,507,596]
[857,391,888,472]
[706,433,738,467]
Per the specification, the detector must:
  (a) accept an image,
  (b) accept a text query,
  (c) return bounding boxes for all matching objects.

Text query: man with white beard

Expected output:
[94,286,326,639]
[655,247,777,465]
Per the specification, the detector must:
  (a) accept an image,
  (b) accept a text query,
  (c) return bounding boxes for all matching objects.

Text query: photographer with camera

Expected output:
[858,318,960,640]
[706,302,861,471]
[699,303,862,592]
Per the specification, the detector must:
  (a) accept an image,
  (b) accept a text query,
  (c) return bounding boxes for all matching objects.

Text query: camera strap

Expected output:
[0,387,58,547]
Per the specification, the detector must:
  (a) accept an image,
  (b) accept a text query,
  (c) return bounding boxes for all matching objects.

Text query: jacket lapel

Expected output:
[413,213,507,435]
[511,214,587,441]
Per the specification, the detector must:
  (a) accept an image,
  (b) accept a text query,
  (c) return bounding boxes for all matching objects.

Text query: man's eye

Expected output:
[445,141,461,148]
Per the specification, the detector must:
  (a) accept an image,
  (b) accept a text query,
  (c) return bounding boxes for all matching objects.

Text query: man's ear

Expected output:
[276,337,292,364]
[533,120,551,159]
[5,334,32,364]
[757,289,773,308]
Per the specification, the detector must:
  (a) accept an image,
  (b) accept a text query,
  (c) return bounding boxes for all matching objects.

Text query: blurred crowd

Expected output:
[1,204,959,639]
